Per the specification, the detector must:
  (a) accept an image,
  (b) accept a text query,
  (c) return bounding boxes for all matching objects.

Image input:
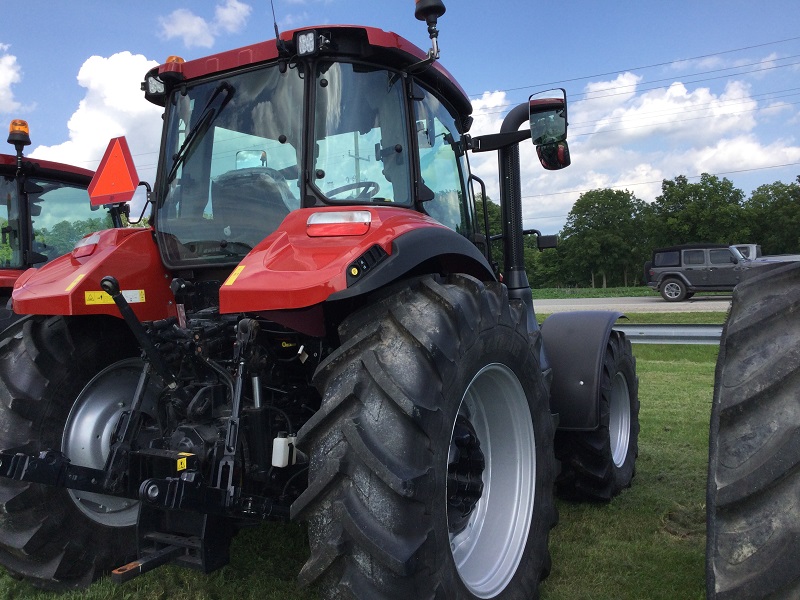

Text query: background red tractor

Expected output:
[0,119,129,330]
[0,3,639,598]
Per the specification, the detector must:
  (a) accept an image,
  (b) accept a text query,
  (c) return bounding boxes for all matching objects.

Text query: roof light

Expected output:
[307,211,371,237]
[7,119,30,148]
[295,31,317,56]
[145,76,165,95]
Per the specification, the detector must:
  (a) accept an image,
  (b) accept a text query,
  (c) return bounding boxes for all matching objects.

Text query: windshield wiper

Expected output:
[167,81,235,184]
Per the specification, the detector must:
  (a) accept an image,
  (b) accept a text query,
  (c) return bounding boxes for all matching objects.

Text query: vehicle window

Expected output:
[683,250,705,265]
[0,175,106,268]
[157,64,304,265]
[414,86,471,234]
[313,62,410,204]
[709,249,733,265]
[654,251,679,267]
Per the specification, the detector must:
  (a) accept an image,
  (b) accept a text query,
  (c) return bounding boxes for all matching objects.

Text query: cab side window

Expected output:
[413,87,472,235]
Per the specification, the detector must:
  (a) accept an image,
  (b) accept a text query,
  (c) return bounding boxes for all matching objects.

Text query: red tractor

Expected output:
[0,120,128,330]
[0,3,639,597]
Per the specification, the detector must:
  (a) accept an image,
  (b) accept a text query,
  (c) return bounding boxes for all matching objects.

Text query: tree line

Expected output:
[480,173,800,288]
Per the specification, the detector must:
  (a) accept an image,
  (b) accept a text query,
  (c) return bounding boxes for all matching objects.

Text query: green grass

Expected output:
[531,286,731,300]
[532,286,656,299]
[0,341,717,600]
[541,343,716,600]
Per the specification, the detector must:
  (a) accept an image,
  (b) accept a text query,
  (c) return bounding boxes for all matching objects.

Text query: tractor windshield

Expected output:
[156,64,305,267]
[155,59,414,268]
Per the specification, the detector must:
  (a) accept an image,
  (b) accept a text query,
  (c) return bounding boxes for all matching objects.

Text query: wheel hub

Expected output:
[447,415,486,534]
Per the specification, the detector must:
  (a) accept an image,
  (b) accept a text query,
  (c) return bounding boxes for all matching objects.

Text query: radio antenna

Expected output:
[270,0,289,55]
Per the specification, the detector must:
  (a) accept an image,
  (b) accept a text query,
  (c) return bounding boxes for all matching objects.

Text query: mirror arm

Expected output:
[468,129,531,153]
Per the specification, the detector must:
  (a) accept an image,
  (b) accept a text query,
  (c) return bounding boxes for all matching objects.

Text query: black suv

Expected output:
[645,244,749,301]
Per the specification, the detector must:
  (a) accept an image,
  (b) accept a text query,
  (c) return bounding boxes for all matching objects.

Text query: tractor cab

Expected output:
[145,26,479,273]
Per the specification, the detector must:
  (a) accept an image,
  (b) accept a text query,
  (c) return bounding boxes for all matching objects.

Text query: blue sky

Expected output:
[2,0,799,234]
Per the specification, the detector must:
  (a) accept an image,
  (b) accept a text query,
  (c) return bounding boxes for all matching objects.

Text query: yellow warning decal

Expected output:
[65,273,86,292]
[223,265,246,286]
[176,452,193,472]
[84,290,146,305]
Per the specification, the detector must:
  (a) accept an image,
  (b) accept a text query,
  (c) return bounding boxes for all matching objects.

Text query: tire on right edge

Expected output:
[707,261,800,599]
[292,274,557,599]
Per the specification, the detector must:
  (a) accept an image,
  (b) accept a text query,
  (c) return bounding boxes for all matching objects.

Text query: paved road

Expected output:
[534,295,732,313]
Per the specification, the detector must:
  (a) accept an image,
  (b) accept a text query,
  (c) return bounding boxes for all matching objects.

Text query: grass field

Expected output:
[0,316,720,599]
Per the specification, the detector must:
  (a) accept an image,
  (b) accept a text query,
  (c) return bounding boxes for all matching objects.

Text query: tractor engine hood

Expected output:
[12,228,177,322]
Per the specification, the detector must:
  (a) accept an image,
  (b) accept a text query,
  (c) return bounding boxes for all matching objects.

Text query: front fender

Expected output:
[12,228,177,322]
[540,310,623,431]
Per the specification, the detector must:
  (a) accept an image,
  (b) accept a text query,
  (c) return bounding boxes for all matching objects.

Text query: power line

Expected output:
[469,35,800,98]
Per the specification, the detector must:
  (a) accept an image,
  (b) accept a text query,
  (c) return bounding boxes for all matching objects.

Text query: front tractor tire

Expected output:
[292,274,558,599]
[0,315,138,590]
[554,331,639,502]
[707,262,800,599]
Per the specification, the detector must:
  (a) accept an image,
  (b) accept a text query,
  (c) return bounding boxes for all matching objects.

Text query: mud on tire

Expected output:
[0,315,137,590]
[292,274,558,599]
[707,262,800,599]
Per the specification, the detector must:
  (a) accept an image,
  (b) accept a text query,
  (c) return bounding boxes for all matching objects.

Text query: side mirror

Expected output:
[529,88,568,146]
[537,141,571,170]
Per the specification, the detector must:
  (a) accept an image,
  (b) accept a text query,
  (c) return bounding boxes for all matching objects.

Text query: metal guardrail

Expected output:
[613,323,722,345]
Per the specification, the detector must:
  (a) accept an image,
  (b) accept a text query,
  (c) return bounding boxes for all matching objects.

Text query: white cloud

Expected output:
[215,0,252,33]
[467,73,800,234]
[30,52,163,183]
[0,44,23,114]
[159,1,252,49]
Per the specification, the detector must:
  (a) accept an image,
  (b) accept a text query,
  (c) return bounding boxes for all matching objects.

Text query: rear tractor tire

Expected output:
[0,315,140,590]
[292,274,558,599]
[554,331,639,502]
[707,262,800,599]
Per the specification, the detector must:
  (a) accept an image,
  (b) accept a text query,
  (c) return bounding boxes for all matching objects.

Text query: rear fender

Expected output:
[12,228,177,322]
[219,207,494,313]
[540,310,623,431]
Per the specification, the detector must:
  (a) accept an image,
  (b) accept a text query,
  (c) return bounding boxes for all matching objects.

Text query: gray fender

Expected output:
[540,310,623,431]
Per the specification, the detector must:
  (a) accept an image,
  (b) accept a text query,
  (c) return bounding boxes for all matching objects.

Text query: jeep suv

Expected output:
[645,244,749,301]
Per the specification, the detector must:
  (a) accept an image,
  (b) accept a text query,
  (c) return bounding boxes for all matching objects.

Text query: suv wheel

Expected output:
[660,278,687,302]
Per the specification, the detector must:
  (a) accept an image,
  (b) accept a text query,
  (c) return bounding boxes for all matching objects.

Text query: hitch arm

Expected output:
[100,275,177,390]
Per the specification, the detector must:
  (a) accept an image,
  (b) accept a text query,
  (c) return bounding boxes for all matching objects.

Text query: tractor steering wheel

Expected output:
[327,181,380,200]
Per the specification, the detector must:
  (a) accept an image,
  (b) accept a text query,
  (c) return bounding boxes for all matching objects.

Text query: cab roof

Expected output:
[0,153,94,185]
[150,24,472,119]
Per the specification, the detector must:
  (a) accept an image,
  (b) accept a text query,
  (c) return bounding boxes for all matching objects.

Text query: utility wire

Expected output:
[469,35,800,98]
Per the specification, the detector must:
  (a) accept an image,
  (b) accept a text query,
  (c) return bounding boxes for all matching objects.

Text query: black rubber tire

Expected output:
[292,274,557,599]
[0,315,137,590]
[660,277,687,302]
[554,331,639,501]
[707,262,800,599]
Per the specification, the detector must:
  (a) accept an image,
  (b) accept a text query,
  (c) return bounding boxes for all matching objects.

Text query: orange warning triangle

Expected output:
[88,136,139,206]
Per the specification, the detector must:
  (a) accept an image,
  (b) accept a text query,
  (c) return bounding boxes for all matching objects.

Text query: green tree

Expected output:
[647,174,748,247]
[743,177,800,255]
[559,189,647,287]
